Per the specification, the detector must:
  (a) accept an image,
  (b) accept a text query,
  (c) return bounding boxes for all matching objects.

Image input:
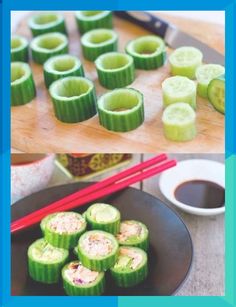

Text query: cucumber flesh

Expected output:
[207,75,225,114]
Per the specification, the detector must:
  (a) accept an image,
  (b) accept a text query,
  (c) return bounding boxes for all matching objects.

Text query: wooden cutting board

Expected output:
[11,12,225,153]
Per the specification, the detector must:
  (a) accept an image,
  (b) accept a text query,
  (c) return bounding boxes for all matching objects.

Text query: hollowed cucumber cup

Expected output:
[126,35,166,70]
[81,28,118,61]
[95,52,135,89]
[11,35,29,62]
[11,62,36,106]
[43,54,84,88]
[75,11,113,34]
[97,88,144,132]
[28,12,67,37]
[30,32,68,64]
[49,76,97,123]
[28,238,69,284]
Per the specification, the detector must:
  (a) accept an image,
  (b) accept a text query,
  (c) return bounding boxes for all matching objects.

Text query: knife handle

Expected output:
[115,11,169,38]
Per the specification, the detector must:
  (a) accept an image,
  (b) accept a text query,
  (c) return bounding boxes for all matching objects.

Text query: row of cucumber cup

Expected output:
[11,11,225,140]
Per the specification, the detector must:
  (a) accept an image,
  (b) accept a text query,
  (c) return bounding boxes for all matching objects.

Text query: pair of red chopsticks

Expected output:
[11,154,176,234]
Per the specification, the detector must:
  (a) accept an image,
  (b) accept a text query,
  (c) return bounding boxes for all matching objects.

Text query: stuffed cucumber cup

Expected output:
[11,35,28,62]
[62,260,105,295]
[85,203,121,235]
[97,88,144,132]
[28,12,67,37]
[11,62,36,106]
[75,11,113,34]
[110,246,148,287]
[169,46,203,79]
[77,230,119,271]
[95,52,135,89]
[49,76,97,123]
[43,54,84,88]
[81,29,118,61]
[41,212,87,249]
[30,32,68,65]
[28,238,69,284]
[116,220,149,251]
[207,74,225,114]
[126,35,166,70]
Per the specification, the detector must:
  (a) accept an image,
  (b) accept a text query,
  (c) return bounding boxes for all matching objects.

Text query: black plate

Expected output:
[11,182,193,296]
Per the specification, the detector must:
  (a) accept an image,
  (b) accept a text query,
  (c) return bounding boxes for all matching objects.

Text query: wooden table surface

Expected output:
[47,153,224,296]
[11,12,225,153]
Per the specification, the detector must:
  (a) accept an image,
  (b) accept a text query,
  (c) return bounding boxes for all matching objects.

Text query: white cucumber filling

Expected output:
[162,102,196,125]
[30,239,66,263]
[45,55,79,74]
[127,35,164,56]
[76,11,109,20]
[96,52,132,71]
[29,13,62,28]
[47,212,85,234]
[11,62,31,85]
[11,36,27,51]
[169,46,203,66]
[196,64,225,85]
[162,76,196,98]
[65,261,100,285]
[31,33,67,52]
[82,29,116,46]
[117,221,146,243]
[89,204,118,222]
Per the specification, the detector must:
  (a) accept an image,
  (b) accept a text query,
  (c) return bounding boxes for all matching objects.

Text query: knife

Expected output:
[115,11,224,65]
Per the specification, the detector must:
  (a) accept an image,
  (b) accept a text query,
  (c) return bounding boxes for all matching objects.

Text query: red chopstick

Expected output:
[11,156,176,234]
[11,154,167,227]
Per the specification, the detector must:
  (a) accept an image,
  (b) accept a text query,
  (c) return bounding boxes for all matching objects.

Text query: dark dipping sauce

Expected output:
[174,180,225,209]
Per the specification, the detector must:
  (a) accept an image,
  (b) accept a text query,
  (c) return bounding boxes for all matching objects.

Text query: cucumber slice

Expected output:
[169,46,203,79]
[30,32,68,65]
[95,52,135,89]
[86,203,121,234]
[207,74,225,114]
[28,12,67,37]
[126,35,166,70]
[11,62,36,106]
[75,11,113,34]
[62,260,105,295]
[77,230,119,271]
[116,220,149,251]
[162,102,196,142]
[28,238,69,284]
[49,76,97,123]
[110,246,148,287]
[162,76,197,109]
[43,54,84,88]
[196,64,225,98]
[81,29,118,61]
[97,88,144,132]
[11,35,28,62]
[42,212,87,249]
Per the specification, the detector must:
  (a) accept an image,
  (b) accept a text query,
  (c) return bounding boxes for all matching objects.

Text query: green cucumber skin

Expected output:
[164,121,196,142]
[76,13,113,34]
[11,73,36,106]
[197,83,209,99]
[118,236,149,252]
[86,218,120,235]
[28,255,68,284]
[11,47,28,62]
[163,92,196,110]
[30,20,67,37]
[44,65,85,88]
[96,62,135,90]
[63,273,105,296]
[170,65,197,80]
[82,40,118,62]
[110,261,148,288]
[51,88,97,123]
[31,45,68,65]
[207,75,225,114]
[126,49,166,70]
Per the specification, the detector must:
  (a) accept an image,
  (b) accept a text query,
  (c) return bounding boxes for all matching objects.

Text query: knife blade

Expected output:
[115,11,224,65]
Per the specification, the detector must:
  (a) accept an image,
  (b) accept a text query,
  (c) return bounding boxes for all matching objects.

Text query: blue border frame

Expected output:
[1,0,236,306]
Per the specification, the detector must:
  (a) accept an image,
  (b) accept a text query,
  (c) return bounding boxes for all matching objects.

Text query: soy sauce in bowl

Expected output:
[174,180,225,209]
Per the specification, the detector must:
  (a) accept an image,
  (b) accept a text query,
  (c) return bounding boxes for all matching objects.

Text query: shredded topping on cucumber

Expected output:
[47,212,85,234]
[117,221,146,243]
[89,204,118,223]
[81,232,114,257]
[31,239,66,262]
[65,261,99,285]
[114,247,143,270]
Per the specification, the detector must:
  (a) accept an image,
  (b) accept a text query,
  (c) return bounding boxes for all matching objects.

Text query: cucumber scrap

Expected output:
[207,74,225,114]
[11,35,28,62]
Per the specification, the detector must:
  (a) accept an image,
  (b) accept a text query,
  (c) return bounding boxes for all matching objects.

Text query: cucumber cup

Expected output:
[116,220,149,251]
[28,238,69,284]
[41,212,87,249]
[196,64,225,98]
[207,74,225,114]
[30,32,68,64]
[162,76,197,109]
[43,54,84,88]
[28,12,67,37]
[77,230,119,271]
[11,35,28,62]
[110,246,148,287]
[126,35,166,70]
[62,260,105,295]
[85,203,121,235]
[169,46,203,79]
[162,102,197,142]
